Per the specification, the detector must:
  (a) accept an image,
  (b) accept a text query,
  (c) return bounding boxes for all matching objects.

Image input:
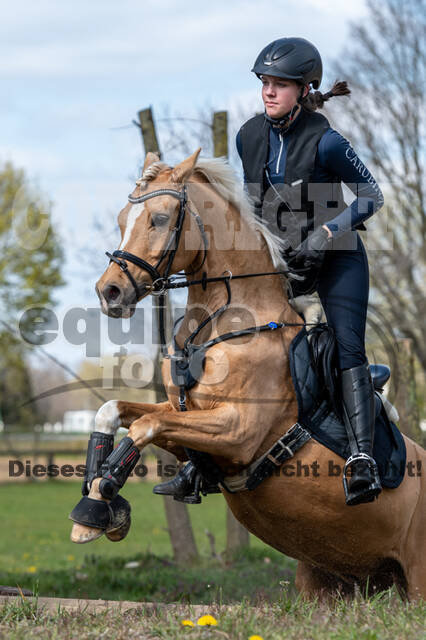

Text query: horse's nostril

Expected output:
[103,284,122,303]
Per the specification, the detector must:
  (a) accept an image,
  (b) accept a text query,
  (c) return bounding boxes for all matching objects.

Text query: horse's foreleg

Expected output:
[127,404,259,466]
[70,404,244,545]
[70,399,173,544]
[94,399,173,434]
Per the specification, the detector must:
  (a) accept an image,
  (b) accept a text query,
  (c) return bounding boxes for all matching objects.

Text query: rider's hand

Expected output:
[287,226,332,270]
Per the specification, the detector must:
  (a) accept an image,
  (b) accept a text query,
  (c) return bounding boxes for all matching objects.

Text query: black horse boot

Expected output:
[341,362,382,506]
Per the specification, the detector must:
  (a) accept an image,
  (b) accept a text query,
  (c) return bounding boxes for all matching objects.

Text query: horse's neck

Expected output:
[177,183,294,344]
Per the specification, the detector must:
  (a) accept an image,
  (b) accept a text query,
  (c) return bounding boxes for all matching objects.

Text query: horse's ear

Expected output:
[171,148,201,183]
[142,152,160,173]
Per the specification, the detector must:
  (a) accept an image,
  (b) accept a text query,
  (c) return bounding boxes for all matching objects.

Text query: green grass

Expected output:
[1,481,425,638]
[0,547,295,603]
[0,480,293,602]
[0,589,425,639]
[0,480,271,573]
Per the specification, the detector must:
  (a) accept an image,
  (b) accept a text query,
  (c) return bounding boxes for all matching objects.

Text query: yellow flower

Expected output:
[67,555,75,562]
[197,615,218,626]
[27,566,37,573]
[22,553,30,559]
[181,619,195,627]
[249,636,264,640]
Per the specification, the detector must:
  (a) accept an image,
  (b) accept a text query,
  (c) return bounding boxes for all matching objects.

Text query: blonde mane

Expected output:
[137,157,288,269]
[194,157,288,269]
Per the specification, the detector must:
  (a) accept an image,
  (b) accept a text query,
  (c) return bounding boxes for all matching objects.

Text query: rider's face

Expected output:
[261,75,304,119]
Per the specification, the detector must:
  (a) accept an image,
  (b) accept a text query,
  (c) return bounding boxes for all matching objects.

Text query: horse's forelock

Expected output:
[135,161,171,190]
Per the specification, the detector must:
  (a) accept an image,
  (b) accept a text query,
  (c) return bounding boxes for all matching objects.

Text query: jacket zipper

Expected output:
[276,132,283,174]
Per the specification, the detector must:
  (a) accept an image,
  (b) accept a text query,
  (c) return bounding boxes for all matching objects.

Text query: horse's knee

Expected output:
[94,399,122,434]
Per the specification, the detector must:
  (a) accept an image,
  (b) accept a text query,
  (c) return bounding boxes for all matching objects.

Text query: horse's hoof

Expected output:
[105,495,132,541]
[69,494,131,543]
[106,514,131,542]
[70,522,104,544]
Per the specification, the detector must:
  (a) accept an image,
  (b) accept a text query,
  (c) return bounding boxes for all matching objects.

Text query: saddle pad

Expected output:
[288,327,406,489]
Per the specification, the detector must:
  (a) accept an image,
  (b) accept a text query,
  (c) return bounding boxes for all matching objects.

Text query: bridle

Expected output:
[105,183,311,359]
[106,185,208,299]
[106,184,209,352]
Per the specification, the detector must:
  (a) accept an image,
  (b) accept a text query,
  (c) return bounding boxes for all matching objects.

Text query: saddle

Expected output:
[289,324,406,489]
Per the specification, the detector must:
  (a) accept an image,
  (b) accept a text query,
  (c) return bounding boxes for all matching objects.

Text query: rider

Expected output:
[153,37,384,506]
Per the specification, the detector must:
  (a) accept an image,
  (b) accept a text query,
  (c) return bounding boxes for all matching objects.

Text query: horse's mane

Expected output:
[194,158,288,269]
[139,157,288,269]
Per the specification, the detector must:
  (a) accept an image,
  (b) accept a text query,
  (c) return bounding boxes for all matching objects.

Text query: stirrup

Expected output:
[173,472,202,504]
[343,453,382,506]
[172,472,222,504]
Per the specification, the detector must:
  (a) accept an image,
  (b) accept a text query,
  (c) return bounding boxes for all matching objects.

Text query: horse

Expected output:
[70,149,425,601]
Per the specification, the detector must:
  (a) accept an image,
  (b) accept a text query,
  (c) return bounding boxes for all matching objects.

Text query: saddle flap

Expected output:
[288,326,320,421]
[307,323,342,420]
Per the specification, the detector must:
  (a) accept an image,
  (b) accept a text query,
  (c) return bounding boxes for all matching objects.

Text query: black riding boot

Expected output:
[153,462,198,499]
[341,362,382,506]
[153,460,222,504]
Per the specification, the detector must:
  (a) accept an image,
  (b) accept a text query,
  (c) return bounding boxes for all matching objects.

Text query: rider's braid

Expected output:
[301,80,351,112]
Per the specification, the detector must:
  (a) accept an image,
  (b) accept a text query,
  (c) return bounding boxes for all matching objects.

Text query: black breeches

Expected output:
[315,232,369,371]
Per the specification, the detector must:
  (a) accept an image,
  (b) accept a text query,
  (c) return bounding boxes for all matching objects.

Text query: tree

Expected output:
[331,0,425,371]
[0,162,64,429]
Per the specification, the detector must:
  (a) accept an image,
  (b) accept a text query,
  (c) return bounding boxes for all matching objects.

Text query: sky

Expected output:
[0,0,368,371]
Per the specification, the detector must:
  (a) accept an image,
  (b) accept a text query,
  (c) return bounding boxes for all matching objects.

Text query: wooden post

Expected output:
[138,107,161,156]
[213,109,249,553]
[212,111,228,157]
[137,106,199,563]
[389,338,422,444]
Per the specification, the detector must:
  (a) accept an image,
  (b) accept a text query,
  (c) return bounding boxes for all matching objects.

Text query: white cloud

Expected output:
[1,0,366,78]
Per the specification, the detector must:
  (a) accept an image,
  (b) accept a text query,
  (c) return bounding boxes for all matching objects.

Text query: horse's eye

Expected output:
[152,213,169,227]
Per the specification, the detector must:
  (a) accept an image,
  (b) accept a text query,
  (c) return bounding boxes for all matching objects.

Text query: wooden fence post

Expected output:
[137,107,161,156]
[137,106,199,563]
[213,109,250,553]
[389,337,422,444]
[212,111,228,157]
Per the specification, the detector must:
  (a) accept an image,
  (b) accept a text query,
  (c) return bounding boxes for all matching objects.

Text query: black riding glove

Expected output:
[287,226,332,270]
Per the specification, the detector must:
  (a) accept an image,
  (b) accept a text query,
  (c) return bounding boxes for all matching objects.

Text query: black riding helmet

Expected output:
[252,37,322,89]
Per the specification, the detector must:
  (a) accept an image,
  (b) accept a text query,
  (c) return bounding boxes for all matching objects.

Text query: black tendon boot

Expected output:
[98,436,141,499]
[70,433,135,534]
[341,363,382,506]
[81,431,114,495]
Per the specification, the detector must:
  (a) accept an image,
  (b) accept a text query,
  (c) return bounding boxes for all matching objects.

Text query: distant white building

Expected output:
[63,410,96,433]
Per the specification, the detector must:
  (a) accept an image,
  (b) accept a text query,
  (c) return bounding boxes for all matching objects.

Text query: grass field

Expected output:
[0,591,425,639]
[0,479,276,569]
[0,480,295,603]
[1,480,425,638]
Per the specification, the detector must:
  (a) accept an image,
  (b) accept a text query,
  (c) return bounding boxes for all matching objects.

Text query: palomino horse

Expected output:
[70,150,425,600]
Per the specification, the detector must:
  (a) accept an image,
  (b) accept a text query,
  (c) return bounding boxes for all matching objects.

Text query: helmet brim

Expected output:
[252,65,304,82]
